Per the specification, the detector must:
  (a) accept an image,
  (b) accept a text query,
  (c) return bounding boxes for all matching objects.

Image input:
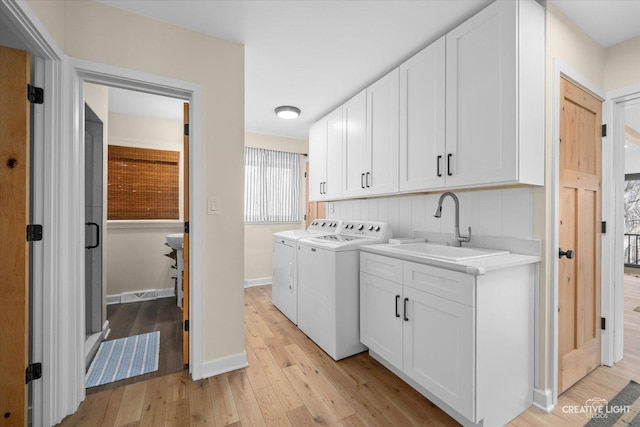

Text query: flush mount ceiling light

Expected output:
[275,105,301,120]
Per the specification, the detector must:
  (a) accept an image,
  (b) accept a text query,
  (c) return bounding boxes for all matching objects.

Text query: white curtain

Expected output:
[244,147,301,223]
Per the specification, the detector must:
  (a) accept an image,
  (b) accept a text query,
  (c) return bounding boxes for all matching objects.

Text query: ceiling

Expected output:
[98,0,640,141]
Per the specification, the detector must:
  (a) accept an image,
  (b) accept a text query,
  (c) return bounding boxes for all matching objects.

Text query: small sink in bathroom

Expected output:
[166,233,184,250]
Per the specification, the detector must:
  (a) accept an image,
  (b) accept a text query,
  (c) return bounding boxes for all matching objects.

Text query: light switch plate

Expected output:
[208,196,221,215]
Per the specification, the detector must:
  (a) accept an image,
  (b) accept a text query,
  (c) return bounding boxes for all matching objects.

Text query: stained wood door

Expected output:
[0,45,31,427]
[183,102,190,365]
[558,77,602,394]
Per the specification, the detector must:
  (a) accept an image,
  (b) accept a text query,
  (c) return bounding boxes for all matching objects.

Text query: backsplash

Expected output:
[326,187,534,240]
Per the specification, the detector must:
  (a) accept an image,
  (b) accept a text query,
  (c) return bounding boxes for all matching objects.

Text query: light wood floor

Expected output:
[58,276,640,426]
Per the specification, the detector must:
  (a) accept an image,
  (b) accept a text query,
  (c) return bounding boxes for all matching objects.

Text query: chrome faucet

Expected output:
[433,192,471,247]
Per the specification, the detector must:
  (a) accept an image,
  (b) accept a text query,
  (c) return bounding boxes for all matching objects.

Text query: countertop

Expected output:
[360,243,540,276]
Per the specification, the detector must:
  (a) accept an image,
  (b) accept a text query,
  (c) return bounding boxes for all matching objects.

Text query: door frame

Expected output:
[549,59,606,407]
[606,83,640,366]
[69,58,205,377]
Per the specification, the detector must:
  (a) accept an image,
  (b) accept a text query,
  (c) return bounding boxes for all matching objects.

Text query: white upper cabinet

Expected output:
[343,90,368,197]
[445,0,544,188]
[308,106,343,201]
[344,69,400,198]
[367,68,399,195]
[399,37,446,192]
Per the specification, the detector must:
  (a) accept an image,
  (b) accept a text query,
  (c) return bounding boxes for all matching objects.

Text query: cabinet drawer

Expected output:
[404,261,474,306]
[360,252,403,283]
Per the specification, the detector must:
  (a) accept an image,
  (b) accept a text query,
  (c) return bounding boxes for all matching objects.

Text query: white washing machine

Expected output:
[297,221,392,360]
[272,219,342,324]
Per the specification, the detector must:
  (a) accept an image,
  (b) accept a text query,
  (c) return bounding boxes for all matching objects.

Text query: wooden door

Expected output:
[182,102,190,365]
[558,78,602,393]
[0,46,31,427]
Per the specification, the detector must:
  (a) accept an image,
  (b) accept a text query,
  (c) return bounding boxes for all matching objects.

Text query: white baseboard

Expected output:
[107,287,176,305]
[243,277,271,288]
[199,351,249,379]
[533,387,555,413]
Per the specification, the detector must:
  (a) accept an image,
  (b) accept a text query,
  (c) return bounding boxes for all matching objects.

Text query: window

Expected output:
[244,147,301,223]
[108,145,180,220]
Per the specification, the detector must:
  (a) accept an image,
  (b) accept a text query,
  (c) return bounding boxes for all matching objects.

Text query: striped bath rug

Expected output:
[86,331,160,388]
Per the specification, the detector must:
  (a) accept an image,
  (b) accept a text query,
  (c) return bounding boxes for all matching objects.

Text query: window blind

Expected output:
[244,147,301,223]
[108,145,180,220]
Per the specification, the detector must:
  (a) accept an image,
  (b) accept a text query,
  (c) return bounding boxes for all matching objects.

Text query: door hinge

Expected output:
[304,172,307,178]
[184,221,189,234]
[304,214,307,220]
[184,123,189,136]
[184,320,189,332]
[27,84,44,104]
[602,221,607,234]
[602,124,607,137]
[26,363,42,384]
[601,317,606,330]
[26,224,43,242]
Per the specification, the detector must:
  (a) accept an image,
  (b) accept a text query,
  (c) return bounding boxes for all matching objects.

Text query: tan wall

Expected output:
[541,4,606,391]
[106,112,183,297]
[244,132,308,283]
[29,0,245,364]
[604,36,640,92]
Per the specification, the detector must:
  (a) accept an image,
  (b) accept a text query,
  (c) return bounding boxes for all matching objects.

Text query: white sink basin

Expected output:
[383,242,508,261]
[166,233,184,250]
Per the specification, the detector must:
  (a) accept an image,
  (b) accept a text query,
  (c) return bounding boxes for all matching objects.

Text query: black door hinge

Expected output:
[602,124,607,137]
[27,84,44,104]
[26,224,43,242]
[601,317,606,330]
[26,363,42,384]
[184,221,189,234]
[184,320,189,332]
[602,221,607,234]
[184,123,189,136]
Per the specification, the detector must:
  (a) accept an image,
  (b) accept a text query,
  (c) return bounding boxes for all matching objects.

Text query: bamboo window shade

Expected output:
[108,145,180,220]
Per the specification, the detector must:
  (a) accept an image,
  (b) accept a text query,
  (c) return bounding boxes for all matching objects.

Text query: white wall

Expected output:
[244,132,308,284]
[28,0,245,367]
[327,188,534,240]
[605,35,640,92]
[106,112,183,299]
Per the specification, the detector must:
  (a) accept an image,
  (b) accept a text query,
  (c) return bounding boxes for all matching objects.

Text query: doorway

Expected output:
[83,84,188,392]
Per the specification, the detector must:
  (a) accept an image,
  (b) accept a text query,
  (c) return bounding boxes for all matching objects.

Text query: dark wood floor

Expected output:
[87,297,184,395]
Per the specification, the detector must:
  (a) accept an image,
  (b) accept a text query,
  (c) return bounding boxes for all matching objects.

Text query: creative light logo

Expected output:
[562,397,630,419]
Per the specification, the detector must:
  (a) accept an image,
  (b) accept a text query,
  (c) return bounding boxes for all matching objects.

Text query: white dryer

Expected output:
[272,219,342,324]
[297,221,392,360]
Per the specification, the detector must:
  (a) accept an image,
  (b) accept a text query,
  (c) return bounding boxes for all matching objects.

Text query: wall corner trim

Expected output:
[533,387,555,413]
[199,351,249,380]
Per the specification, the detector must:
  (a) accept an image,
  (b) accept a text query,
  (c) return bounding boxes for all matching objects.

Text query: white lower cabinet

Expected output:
[360,251,534,427]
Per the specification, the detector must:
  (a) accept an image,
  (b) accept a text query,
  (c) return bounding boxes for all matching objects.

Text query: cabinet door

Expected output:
[325,106,343,199]
[403,287,474,421]
[399,37,446,192]
[445,0,517,187]
[343,90,367,197]
[360,272,403,370]
[367,68,399,195]
[308,119,327,201]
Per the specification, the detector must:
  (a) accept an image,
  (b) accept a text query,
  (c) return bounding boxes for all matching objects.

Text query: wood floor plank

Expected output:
[189,378,216,426]
[138,376,169,427]
[208,374,240,426]
[336,413,369,427]
[284,344,356,421]
[283,363,343,425]
[251,337,304,411]
[167,370,190,403]
[245,344,271,391]
[165,397,190,427]
[227,370,267,427]
[254,386,292,427]
[114,381,148,426]
[285,405,319,426]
